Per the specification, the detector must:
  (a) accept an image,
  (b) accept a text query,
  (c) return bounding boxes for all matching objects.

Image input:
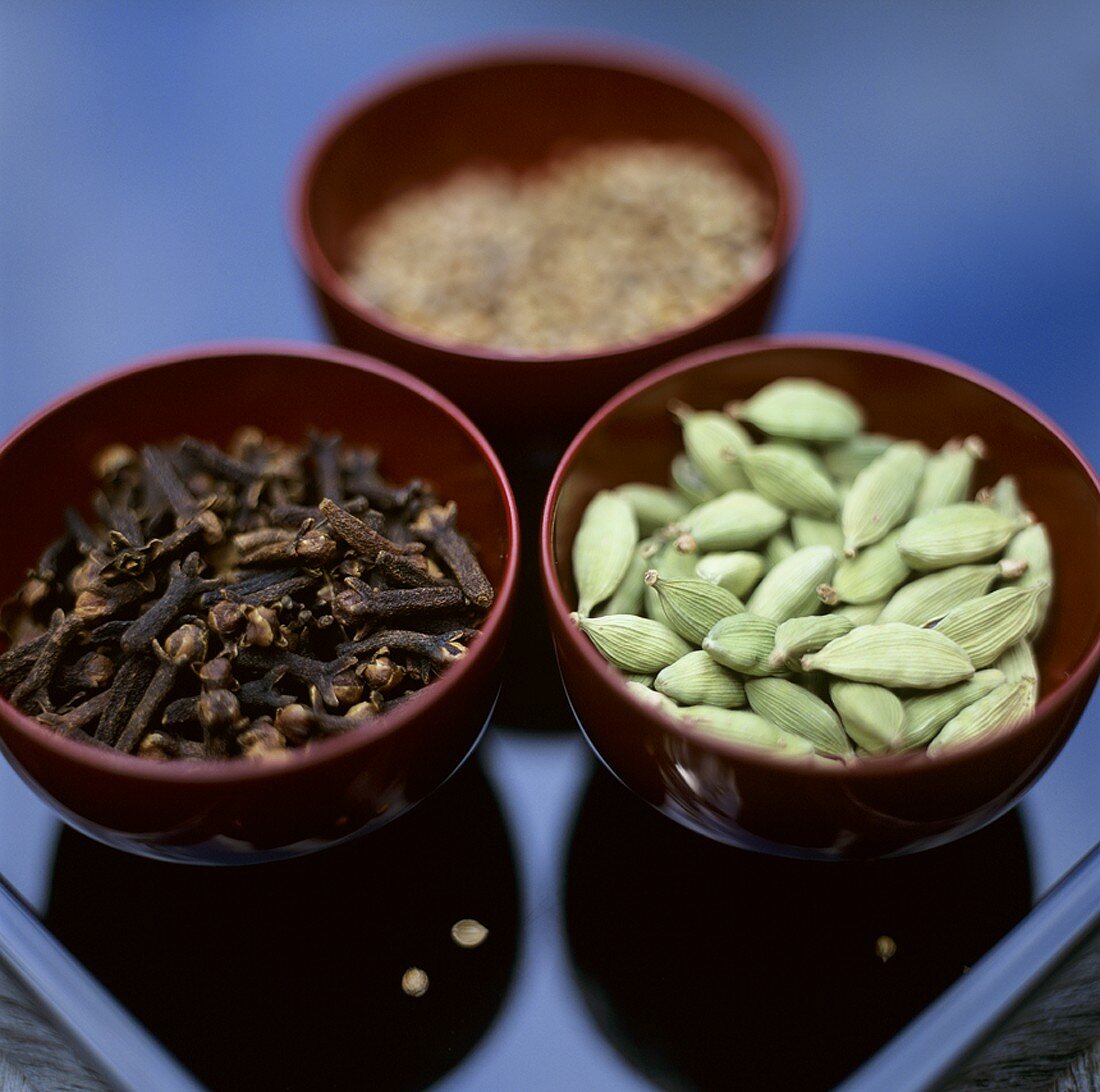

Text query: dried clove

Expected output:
[411,503,494,609]
[0,430,494,760]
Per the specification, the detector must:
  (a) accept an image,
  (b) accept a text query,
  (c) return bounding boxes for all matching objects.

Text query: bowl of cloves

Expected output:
[540,335,1100,859]
[0,342,519,863]
[289,40,800,444]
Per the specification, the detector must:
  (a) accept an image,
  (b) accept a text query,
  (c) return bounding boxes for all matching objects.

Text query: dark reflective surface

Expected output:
[565,764,1033,1092]
[44,757,520,1092]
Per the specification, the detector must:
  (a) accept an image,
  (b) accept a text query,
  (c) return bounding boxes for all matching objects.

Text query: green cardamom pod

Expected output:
[672,406,753,493]
[601,542,651,617]
[572,491,638,616]
[927,679,1035,755]
[616,483,691,535]
[1004,522,1053,637]
[746,545,838,623]
[801,622,974,688]
[901,669,1005,748]
[624,680,680,717]
[977,475,1030,523]
[745,676,851,757]
[828,529,910,604]
[738,444,839,518]
[677,705,816,755]
[655,650,746,708]
[643,570,744,646]
[897,502,1024,571]
[912,436,985,515]
[994,640,1037,686]
[791,515,845,554]
[833,600,886,626]
[763,532,796,570]
[694,551,766,599]
[822,433,893,484]
[670,453,715,506]
[933,584,1047,668]
[877,558,1026,627]
[830,680,906,753]
[730,378,864,443]
[703,613,780,676]
[623,673,656,688]
[678,490,787,552]
[994,641,1038,710]
[572,613,691,673]
[770,614,854,670]
[841,441,927,556]
[643,537,699,628]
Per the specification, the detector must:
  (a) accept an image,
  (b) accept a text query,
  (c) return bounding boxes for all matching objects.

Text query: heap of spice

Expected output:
[0,430,493,761]
[570,378,1052,758]
[345,141,774,355]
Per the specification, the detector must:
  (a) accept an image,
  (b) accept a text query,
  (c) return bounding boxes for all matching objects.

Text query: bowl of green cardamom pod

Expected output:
[540,335,1100,858]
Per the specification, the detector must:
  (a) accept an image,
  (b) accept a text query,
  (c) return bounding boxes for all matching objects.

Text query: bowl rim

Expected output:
[0,339,521,784]
[540,332,1100,777]
[287,34,803,365]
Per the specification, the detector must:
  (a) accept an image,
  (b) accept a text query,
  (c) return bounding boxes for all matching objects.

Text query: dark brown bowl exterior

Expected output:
[542,336,1100,859]
[0,344,519,864]
[289,41,801,444]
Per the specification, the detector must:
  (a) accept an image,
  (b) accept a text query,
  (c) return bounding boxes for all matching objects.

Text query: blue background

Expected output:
[1,3,1098,1089]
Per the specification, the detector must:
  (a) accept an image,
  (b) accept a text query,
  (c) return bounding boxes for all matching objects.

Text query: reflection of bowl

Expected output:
[541,335,1100,858]
[564,763,1032,1091]
[47,754,520,1090]
[0,343,519,863]
[289,41,801,441]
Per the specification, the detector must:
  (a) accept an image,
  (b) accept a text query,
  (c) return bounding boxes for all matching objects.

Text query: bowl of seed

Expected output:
[541,335,1100,858]
[289,40,800,442]
[0,343,519,863]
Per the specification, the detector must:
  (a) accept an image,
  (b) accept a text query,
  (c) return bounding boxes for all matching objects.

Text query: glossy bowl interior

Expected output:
[290,41,800,443]
[542,336,1100,859]
[0,344,519,864]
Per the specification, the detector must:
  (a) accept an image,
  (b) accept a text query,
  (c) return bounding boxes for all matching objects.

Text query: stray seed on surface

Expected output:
[451,919,489,949]
[875,936,897,963]
[402,967,429,997]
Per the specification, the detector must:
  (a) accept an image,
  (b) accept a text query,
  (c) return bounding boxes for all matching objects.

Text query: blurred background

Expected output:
[1,2,1098,1089]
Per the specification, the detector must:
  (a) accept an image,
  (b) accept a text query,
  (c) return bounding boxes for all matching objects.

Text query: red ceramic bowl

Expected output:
[541,336,1100,859]
[289,40,801,444]
[0,344,519,864]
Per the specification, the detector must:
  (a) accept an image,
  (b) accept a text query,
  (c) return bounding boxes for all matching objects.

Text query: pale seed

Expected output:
[451,919,489,948]
[402,968,429,997]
